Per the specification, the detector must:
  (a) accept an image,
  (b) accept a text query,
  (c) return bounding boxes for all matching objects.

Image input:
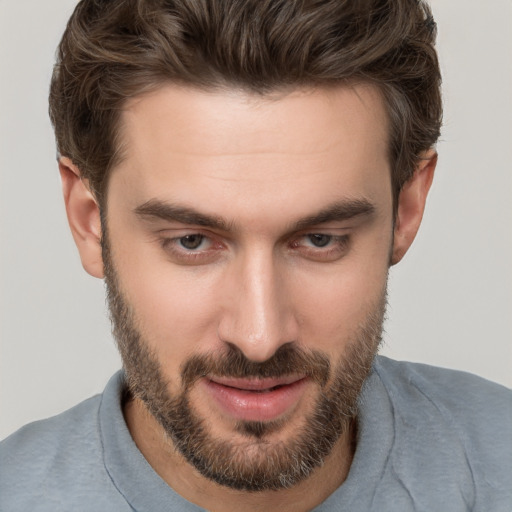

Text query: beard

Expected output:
[103,232,386,492]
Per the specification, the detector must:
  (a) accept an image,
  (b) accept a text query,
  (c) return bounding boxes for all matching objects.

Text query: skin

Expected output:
[60,83,436,511]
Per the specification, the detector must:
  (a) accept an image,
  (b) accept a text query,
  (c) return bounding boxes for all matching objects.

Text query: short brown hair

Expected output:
[49,0,442,206]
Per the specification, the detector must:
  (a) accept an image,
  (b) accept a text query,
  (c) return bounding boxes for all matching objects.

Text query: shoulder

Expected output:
[1,393,102,465]
[374,355,512,423]
[372,356,512,510]
[0,377,129,511]
[0,395,101,507]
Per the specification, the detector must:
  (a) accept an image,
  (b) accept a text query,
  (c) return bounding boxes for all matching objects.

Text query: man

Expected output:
[1,0,510,510]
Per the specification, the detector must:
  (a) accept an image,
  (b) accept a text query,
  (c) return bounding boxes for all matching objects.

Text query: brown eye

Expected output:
[307,234,332,247]
[179,234,205,250]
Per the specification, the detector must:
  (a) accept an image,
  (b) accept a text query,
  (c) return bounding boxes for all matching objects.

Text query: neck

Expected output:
[124,397,356,512]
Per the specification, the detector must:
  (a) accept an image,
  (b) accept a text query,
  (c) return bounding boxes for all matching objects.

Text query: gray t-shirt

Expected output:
[1,356,511,511]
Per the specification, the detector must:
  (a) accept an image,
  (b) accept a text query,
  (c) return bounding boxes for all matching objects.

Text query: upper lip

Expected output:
[208,375,306,391]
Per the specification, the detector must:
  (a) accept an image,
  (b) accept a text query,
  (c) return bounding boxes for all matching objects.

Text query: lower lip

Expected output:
[202,378,309,422]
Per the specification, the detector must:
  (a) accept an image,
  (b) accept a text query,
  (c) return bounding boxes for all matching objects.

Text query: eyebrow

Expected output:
[291,199,376,231]
[134,200,233,231]
[134,198,376,232]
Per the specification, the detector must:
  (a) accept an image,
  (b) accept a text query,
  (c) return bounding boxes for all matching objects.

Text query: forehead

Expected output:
[118,83,388,157]
[109,83,391,220]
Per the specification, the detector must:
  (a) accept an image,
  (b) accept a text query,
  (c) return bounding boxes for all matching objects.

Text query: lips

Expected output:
[202,375,309,422]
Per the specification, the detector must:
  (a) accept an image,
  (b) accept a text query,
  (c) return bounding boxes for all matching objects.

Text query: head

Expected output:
[53,0,441,493]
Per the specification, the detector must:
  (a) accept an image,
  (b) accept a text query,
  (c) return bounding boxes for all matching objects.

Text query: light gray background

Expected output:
[1,0,511,440]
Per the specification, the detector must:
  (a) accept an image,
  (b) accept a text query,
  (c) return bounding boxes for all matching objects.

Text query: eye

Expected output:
[290,233,350,262]
[306,234,332,248]
[158,231,225,265]
[179,234,207,250]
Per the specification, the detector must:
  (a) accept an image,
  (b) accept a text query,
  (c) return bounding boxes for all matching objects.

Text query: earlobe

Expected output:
[391,150,437,265]
[59,157,104,278]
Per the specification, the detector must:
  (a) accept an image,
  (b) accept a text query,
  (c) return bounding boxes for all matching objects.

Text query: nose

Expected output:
[217,247,298,362]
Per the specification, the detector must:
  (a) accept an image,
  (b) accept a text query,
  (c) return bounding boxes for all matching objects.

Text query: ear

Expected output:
[59,157,104,278]
[391,150,437,265]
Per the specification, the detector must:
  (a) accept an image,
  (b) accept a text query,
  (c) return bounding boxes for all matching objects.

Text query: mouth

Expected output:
[201,375,309,422]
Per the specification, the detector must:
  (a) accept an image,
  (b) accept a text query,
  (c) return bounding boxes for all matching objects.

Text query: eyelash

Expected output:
[159,234,220,262]
[158,232,351,263]
[290,234,350,261]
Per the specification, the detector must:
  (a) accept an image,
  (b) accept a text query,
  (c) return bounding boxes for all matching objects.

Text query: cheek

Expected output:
[115,247,226,364]
[290,245,389,353]
[148,277,222,354]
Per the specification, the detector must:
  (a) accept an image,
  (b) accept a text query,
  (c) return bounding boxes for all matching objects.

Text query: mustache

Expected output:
[180,343,331,388]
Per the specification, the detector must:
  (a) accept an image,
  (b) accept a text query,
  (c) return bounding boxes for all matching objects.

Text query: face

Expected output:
[103,84,393,490]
